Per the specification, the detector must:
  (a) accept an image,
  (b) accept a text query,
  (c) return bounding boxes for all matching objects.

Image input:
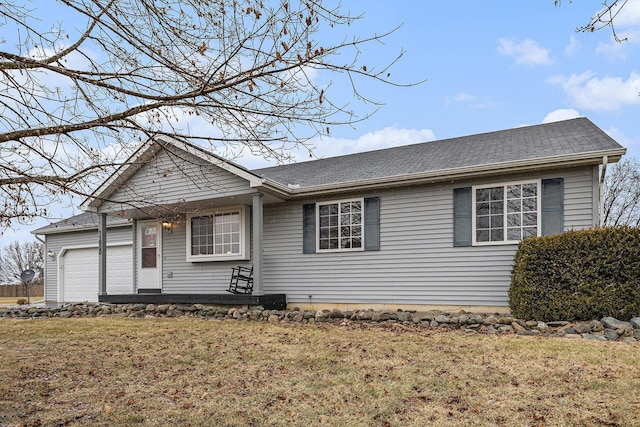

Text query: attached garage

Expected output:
[60,244,133,302]
[33,213,134,304]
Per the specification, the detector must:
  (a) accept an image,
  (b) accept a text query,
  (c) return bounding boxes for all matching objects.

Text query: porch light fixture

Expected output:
[162,221,173,234]
[47,250,55,259]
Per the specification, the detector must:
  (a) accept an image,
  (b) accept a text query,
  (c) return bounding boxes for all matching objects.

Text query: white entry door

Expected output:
[137,220,162,290]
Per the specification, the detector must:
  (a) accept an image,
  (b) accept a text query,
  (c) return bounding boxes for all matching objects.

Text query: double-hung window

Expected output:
[186,206,249,261]
[318,199,363,251]
[473,181,540,245]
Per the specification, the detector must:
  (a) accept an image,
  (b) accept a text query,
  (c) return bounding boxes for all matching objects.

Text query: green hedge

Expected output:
[509,227,640,321]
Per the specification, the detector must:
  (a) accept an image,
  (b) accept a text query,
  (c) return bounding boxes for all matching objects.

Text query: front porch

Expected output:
[99,293,287,310]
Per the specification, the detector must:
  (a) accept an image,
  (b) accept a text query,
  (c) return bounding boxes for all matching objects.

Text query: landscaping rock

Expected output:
[589,320,604,331]
[601,317,632,331]
[483,315,499,325]
[411,313,431,323]
[511,322,526,334]
[268,314,280,323]
[315,310,331,320]
[498,325,513,333]
[434,314,450,324]
[536,322,549,332]
[371,312,392,322]
[547,321,568,327]
[604,329,620,341]
[397,311,412,322]
[468,314,484,324]
[1,303,638,344]
[498,316,512,325]
[581,334,607,342]
[573,322,593,334]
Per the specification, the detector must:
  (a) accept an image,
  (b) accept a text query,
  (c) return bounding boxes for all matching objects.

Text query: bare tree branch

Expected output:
[603,157,640,227]
[0,0,417,228]
[555,0,630,42]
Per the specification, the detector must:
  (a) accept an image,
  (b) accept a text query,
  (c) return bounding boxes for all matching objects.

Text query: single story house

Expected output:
[34,117,626,312]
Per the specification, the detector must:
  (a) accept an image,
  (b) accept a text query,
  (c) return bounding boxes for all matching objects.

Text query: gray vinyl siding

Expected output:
[261,166,596,307]
[43,226,132,302]
[564,166,597,229]
[101,147,256,212]
[159,218,253,293]
[41,165,597,306]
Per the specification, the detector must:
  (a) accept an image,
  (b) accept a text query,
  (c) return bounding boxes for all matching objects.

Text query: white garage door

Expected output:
[62,245,133,302]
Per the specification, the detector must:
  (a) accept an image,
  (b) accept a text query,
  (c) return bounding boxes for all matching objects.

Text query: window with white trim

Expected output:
[317,199,363,251]
[473,181,540,244]
[187,206,248,261]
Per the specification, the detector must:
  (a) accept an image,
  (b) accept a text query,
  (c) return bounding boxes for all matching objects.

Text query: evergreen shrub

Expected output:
[509,227,640,321]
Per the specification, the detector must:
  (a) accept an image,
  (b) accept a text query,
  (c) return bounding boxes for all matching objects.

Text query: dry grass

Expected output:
[0,296,44,306]
[1,318,639,427]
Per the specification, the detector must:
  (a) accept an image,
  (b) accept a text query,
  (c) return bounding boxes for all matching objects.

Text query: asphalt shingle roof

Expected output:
[254,118,623,188]
[33,212,130,235]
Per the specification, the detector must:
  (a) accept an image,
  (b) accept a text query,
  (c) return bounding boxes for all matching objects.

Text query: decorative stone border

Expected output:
[2,303,639,345]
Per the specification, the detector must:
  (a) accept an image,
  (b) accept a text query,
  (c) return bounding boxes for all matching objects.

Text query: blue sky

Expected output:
[2,0,640,245]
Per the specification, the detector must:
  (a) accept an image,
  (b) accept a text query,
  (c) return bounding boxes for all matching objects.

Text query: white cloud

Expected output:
[451,92,474,102]
[596,39,628,60]
[605,126,639,152]
[445,92,494,109]
[609,1,640,28]
[542,109,581,123]
[592,2,640,59]
[237,126,436,169]
[565,36,580,57]
[496,38,552,66]
[548,71,640,111]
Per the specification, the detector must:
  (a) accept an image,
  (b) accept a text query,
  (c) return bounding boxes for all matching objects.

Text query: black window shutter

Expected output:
[364,197,380,251]
[303,203,316,253]
[453,187,472,247]
[541,178,564,236]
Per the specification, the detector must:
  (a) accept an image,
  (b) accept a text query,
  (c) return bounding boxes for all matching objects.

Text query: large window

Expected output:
[473,181,540,244]
[317,199,363,251]
[187,206,248,261]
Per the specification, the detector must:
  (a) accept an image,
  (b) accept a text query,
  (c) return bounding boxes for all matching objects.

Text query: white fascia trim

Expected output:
[35,222,132,236]
[250,177,293,197]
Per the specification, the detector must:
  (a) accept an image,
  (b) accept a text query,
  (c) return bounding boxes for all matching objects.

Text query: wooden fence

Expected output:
[0,284,44,298]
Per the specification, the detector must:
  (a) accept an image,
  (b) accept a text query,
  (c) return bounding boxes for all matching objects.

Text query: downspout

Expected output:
[599,155,608,227]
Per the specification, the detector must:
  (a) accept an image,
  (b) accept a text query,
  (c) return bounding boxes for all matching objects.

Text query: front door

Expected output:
[137,220,162,291]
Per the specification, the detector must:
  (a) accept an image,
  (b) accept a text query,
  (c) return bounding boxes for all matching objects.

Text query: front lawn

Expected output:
[1,318,638,426]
